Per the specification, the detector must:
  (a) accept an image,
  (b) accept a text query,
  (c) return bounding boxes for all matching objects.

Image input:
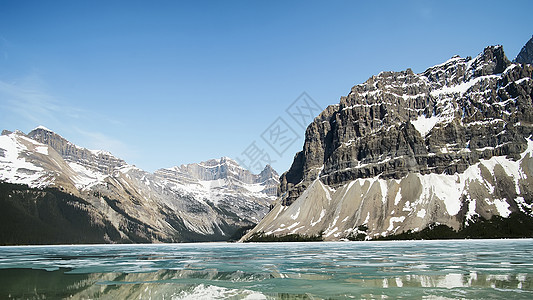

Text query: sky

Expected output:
[0,0,532,174]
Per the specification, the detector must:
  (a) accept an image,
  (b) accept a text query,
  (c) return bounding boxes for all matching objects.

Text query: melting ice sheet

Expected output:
[1,239,533,299]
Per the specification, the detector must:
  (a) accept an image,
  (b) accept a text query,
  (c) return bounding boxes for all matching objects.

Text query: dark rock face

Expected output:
[280,46,533,206]
[515,35,533,65]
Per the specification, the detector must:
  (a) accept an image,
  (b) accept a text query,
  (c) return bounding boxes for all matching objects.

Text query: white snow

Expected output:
[310,209,326,227]
[402,201,412,212]
[379,180,387,204]
[411,114,440,137]
[0,133,49,187]
[118,164,140,174]
[480,155,524,194]
[199,178,227,190]
[244,183,266,193]
[419,173,463,216]
[35,146,48,155]
[465,198,478,223]
[387,216,406,231]
[89,149,113,156]
[521,138,533,159]
[290,207,300,220]
[503,64,519,74]
[34,125,52,132]
[515,197,533,215]
[324,215,340,237]
[515,77,531,85]
[363,212,370,224]
[286,222,300,230]
[272,205,285,220]
[68,162,108,189]
[394,187,402,205]
[493,199,511,218]
[431,75,500,97]
[324,227,338,237]
[416,209,426,219]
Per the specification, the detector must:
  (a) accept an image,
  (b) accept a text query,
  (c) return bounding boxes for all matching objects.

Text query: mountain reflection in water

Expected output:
[1,240,532,299]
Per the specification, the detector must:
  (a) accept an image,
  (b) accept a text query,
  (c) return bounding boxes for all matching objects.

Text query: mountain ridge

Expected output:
[242,43,533,241]
[0,127,278,244]
[515,35,533,65]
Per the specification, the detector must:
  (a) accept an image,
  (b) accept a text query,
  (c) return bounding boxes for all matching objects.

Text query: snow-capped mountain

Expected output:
[242,43,533,241]
[0,127,278,244]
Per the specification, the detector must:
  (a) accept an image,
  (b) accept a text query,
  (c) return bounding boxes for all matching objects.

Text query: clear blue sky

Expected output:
[0,0,532,173]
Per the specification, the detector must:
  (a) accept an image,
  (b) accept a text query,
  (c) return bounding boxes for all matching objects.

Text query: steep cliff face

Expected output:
[515,35,533,65]
[28,126,127,176]
[0,128,278,244]
[244,45,533,241]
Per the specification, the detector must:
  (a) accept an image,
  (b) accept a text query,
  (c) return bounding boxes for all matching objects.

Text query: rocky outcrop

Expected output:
[279,46,532,203]
[28,126,127,175]
[243,44,533,241]
[515,35,533,65]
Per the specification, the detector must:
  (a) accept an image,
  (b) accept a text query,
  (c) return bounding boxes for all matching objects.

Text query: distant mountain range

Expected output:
[0,127,278,244]
[242,38,533,241]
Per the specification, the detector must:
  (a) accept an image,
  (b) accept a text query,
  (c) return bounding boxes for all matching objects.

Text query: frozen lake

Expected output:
[1,239,533,299]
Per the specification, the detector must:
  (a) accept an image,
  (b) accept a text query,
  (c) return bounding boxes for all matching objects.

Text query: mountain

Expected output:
[515,35,533,65]
[0,127,278,244]
[242,45,533,241]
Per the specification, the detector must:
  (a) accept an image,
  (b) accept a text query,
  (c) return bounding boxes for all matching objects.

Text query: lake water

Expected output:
[1,239,532,299]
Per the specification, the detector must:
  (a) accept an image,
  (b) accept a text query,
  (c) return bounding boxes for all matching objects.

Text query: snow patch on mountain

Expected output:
[0,132,50,187]
[411,115,439,137]
[68,161,108,189]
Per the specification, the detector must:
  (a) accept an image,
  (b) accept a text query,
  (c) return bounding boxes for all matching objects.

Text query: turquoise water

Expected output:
[1,239,533,299]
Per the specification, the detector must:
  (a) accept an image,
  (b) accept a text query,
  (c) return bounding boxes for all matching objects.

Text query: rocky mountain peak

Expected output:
[279,45,529,205]
[27,127,126,175]
[473,45,510,75]
[28,126,72,150]
[258,164,278,182]
[515,35,533,65]
[243,43,533,241]
[171,157,278,184]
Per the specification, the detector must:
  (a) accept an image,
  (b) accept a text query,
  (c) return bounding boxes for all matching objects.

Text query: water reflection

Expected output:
[345,272,533,290]
[2,267,533,299]
[1,240,533,299]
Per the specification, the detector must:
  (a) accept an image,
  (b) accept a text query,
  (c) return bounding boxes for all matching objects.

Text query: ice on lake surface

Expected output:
[1,239,533,299]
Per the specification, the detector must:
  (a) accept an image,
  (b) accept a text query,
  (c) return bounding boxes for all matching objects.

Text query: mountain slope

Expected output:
[242,45,533,241]
[0,128,278,244]
[515,35,533,65]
